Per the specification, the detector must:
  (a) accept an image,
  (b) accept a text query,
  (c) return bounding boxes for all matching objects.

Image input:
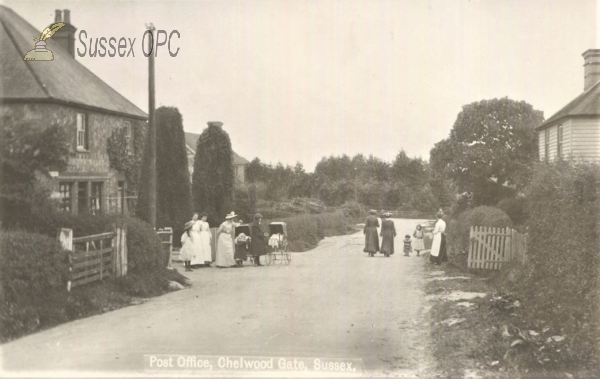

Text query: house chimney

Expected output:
[52,9,77,58]
[583,49,600,91]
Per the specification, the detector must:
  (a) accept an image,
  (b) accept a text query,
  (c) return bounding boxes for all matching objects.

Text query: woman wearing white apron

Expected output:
[430,213,448,265]
[215,212,237,268]
[189,213,206,267]
[198,213,213,267]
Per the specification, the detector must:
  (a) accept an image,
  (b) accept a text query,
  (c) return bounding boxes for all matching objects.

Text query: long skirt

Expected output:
[190,231,212,265]
[380,232,395,255]
[430,233,448,264]
[215,234,236,267]
[363,227,380,253]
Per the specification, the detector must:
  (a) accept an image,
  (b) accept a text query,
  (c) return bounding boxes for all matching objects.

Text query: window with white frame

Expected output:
[59,182,72,212]
[76,113,88,150]
[124,121,132,154]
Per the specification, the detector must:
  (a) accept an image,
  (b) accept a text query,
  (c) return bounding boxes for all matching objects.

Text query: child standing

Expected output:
[403,234,412,256]
[180,221,195,272]
[412,224,425,256]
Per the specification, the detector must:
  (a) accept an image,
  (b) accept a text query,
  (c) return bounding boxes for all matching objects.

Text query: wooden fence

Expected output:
[58,225,127,291]
[467,226,528,270]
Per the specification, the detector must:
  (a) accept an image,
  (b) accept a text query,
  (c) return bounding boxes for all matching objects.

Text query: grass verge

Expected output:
[425,256,599,379]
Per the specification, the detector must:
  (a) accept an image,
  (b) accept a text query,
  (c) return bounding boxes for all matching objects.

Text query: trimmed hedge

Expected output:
[0,230,70,339]
[447,206,513,256]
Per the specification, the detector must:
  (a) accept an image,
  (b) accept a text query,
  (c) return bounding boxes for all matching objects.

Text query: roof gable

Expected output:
[184,132,249,165]
[0,5,147,119]
[538,80,600,129]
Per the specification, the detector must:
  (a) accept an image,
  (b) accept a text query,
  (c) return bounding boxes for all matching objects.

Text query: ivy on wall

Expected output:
[106,123,146,195]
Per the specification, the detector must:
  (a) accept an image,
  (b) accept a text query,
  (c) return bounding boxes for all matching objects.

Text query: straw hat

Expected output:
[369,209,377,215]
[225,212,238,220]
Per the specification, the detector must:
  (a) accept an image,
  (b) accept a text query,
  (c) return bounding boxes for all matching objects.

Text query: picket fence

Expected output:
[467,226,528,270]
[58,225,127,291]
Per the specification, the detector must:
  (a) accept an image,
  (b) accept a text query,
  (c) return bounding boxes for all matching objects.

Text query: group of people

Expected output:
[362,210,448,264]
[179,212,270,271]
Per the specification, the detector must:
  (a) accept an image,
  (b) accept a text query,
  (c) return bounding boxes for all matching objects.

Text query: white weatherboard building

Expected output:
[536,49,600,162]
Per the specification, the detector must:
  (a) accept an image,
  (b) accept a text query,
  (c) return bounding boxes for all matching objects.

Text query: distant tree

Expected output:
[137,107,192,244]
[391,150,426,188]
[245,157,267,183]
[431,98,543,206]
[192,122,234,226]
[0,118,71,228]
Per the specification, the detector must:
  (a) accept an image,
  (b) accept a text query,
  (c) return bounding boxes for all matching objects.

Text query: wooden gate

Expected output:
[59,225,127,291]
[468,226,528,270]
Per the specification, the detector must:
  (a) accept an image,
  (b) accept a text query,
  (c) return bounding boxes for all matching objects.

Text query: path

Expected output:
[1,219,434,377]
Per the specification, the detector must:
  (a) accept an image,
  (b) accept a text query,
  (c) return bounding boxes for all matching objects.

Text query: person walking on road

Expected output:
[215,212,238,268]
[364,209,380,257]
[430,213,448,265]
[380,212,396,257]
[412,224,425,256]
[180,221,195,271]
[250,213,268,266]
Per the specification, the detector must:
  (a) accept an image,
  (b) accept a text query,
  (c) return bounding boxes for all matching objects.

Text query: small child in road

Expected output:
[180,221,195,272]
[403,235,412,256]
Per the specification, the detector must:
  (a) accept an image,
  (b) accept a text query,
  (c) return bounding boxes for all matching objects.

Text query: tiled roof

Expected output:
[537,80,600,129]
[0,5,147,119]
[184,132,249,165]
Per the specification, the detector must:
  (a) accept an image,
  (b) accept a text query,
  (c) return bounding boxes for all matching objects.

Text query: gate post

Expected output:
[58,228,73,291]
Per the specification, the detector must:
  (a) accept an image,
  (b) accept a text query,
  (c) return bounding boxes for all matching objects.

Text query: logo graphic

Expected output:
[23,22,65,61]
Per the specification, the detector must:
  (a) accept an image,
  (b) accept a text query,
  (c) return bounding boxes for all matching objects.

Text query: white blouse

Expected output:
[433,219,446,234]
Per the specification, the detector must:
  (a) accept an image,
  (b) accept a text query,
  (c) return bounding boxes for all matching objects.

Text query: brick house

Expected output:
[537,49,600,162]
[0,6,148,215]
[184,127,250,185]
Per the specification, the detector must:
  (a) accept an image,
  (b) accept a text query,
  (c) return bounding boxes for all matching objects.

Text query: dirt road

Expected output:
[1,219,434,377]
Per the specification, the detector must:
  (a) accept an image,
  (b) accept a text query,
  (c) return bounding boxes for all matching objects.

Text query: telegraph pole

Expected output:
[147,23,156,228]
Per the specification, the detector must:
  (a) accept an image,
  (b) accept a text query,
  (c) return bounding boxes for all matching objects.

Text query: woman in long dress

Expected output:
[364,209,380,257]
[179,221,195,271]
[249,213,268,266]
[380,212,396,257]
[215,212,237,268]
[430,213,448,265]
[189,213,208,267]
[196,213,213,266]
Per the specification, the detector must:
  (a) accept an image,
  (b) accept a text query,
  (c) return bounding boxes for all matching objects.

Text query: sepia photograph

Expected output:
[0,0,599,378]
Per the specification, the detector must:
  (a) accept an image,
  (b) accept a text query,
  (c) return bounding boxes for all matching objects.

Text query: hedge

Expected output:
[0,230,70,339]
[514,161,600,371]
[447,205,513,256]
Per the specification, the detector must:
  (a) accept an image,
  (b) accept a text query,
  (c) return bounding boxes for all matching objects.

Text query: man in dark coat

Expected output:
[363,209,380,257]
[250,213,268,266]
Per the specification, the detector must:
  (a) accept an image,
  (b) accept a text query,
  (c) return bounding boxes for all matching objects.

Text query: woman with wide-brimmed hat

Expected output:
[249,213,269,266]
[215,212,238,268]
[363,209,380,257]
[180,221,196,272]
[380,212,396,257]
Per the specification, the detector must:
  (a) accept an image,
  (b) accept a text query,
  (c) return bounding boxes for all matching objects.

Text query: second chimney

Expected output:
[52,9,77,58]
[583,49,600,91]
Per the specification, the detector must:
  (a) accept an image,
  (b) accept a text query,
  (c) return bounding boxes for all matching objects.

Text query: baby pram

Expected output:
[234,224,251,264]
[266,222,290,265]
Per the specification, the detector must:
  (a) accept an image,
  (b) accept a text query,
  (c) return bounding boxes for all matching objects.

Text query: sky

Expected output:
[5,0,598,171]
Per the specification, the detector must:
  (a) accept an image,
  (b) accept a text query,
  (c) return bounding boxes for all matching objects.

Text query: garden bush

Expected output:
[513,161,600,372]
[0,230,69,340]
[447,206,513,256]
[497,196,528,228]
[114,217,166,273]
